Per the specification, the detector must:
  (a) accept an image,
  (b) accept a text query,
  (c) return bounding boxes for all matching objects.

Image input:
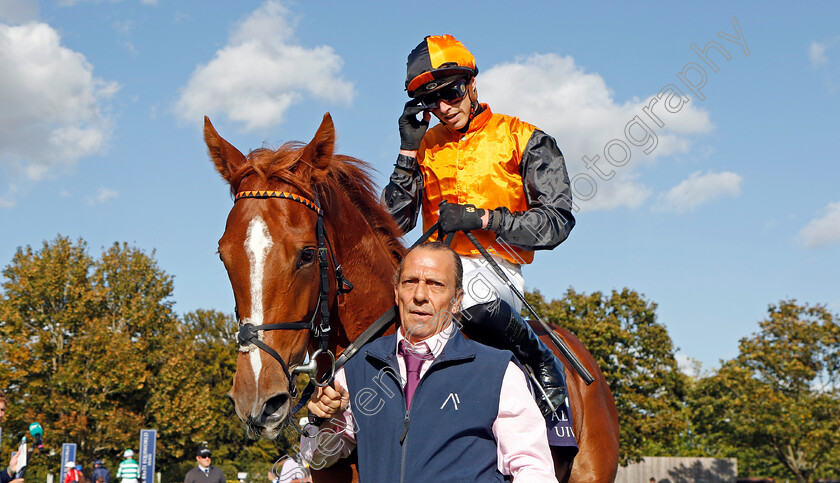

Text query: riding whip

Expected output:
[462,230,595,385]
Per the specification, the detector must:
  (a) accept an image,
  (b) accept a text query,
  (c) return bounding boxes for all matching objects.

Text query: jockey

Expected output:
[382,34,576,415]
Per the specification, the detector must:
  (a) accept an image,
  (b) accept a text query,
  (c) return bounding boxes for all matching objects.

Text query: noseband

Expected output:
[232,189,353,398]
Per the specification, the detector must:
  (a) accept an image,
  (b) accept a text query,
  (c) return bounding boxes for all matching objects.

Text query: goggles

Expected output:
[417,78,469,109]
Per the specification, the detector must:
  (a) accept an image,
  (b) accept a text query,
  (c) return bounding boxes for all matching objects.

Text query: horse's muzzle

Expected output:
[239,391,292,439]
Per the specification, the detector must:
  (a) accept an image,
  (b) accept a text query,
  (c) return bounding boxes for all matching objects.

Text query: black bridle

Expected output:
[228,190,455,420]
[232,189,353,398]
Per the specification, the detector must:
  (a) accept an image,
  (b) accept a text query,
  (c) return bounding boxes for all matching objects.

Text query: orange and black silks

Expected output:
[382,104,576,265]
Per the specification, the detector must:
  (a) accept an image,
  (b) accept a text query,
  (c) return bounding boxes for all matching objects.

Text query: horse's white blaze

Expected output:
[244,216,274,388]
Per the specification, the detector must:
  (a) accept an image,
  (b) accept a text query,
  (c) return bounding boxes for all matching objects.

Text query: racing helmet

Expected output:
[405,35,478,98]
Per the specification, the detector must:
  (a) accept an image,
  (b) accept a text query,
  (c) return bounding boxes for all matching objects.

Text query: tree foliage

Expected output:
[11,236,840,483]
[526,287,687,464]
[0,237,299,483]
[689,300,840,483]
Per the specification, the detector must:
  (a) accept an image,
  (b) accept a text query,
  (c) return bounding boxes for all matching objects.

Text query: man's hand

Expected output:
[438,201,485,233]
[307,380,350,420]
[398,100,430,152]
[8,451,19,473]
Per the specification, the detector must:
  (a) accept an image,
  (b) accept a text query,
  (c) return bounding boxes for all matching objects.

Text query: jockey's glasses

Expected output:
[417,78,469,110]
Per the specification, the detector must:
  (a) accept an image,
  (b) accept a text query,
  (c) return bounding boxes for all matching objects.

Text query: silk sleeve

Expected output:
[381,154,424,234]
[494,130,575,251]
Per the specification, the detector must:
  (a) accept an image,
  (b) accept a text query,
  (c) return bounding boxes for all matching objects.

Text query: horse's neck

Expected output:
[327,206,400,345]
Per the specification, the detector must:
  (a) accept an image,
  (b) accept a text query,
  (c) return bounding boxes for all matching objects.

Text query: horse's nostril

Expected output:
[263,393,290,417]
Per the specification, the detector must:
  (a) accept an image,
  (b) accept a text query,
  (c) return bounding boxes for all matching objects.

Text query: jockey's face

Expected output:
[395,247,462,343]
[429,77,476,131]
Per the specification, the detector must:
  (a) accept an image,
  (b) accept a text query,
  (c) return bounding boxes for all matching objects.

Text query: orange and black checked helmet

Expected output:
[405,35,478,98]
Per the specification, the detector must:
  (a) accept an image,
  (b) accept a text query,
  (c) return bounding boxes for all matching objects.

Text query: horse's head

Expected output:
[205,114,339,439]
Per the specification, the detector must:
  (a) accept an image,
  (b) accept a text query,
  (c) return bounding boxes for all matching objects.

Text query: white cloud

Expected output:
[797,201,840,247]
[675,353,716,378]
[656,171,742,213]
[675,354,700,378]
[809,42,829,67]
[86,187,118,206]
[112,19,135,35]
[0,21,119,207]
[0,0,39,23]
[175,0,354,131]
[480,53,713,212]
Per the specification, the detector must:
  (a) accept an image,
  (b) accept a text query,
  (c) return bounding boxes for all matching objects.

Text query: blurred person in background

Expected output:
[63,462,82,483]
[184,447,224,483]
[91,460,110,483]
[115,450,138,483]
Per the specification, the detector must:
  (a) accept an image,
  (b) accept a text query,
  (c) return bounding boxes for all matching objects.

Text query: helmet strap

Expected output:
[469,99,480,118]
[462,79,481,130]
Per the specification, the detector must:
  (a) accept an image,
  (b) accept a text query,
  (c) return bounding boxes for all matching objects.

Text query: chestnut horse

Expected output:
[205,113,619,482]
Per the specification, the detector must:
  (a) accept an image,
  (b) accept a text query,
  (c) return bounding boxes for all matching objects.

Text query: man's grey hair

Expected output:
[393,241,463,292]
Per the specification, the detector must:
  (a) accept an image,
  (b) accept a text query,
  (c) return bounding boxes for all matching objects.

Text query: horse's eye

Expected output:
[299,247,316,267]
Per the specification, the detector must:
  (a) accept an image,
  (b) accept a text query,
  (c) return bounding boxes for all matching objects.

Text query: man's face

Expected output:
[395,247,462,343]
[197,455,211,469]
[428,78,475,131]
[0,400,5,422]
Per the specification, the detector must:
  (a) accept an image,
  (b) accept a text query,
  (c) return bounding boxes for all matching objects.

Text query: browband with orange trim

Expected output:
[234,190,321,215]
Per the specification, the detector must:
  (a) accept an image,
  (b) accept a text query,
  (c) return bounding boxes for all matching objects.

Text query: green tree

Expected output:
[178,309,241,454]
[0,237,317,483]
[0,237,216,480]
[689,300,840,483]
[526,288,687,464]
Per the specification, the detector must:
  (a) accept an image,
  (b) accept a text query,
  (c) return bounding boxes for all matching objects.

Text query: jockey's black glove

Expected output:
[438,201,485,233]
[399,100,429,151]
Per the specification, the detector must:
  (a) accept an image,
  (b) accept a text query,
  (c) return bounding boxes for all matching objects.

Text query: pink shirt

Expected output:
[300,322,556,482]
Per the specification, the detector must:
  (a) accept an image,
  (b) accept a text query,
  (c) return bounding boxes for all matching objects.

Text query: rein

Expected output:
[233,189,353,398]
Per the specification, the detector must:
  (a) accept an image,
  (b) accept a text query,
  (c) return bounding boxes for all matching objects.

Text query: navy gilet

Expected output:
[343,330,513,483]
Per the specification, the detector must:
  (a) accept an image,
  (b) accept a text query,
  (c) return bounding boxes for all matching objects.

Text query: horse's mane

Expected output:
[229,142,405,264]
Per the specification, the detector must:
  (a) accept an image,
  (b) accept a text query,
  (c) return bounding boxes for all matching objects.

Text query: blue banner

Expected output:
[60,443,77,483]
[139,430,156,483]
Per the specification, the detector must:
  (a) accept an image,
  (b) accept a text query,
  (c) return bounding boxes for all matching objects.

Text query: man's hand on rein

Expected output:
[307,380,350,419]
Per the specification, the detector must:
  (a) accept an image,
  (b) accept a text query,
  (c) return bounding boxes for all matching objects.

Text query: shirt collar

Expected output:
[396,319,456,360]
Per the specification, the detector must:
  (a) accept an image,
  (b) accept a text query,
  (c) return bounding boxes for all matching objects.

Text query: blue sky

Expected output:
[1,0,838,372]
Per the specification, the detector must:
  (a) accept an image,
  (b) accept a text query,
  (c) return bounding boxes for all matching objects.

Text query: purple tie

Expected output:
[399,340,432,410]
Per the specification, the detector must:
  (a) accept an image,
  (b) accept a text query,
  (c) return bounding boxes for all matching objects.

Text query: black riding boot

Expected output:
[460,301,567,416]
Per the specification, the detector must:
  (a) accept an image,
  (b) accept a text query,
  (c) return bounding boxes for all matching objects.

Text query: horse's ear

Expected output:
[204,116,247,184]
[298,113,335,181]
